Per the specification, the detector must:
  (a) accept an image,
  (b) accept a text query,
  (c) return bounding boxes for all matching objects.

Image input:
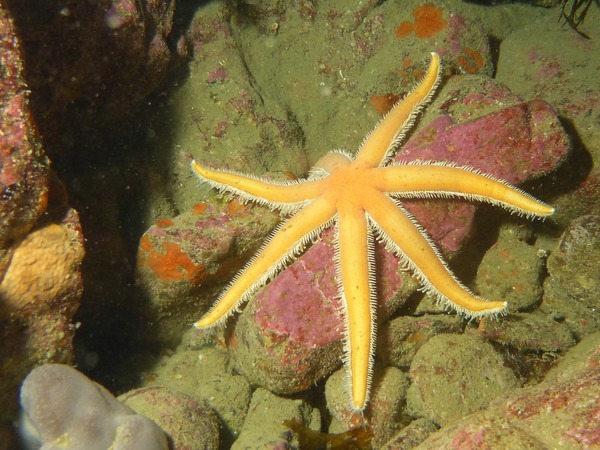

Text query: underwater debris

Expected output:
[283,418,373,450]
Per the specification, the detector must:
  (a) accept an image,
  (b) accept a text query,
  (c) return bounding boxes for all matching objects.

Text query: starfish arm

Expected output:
[336,199,376,411]
[194,196,336,328]
[354,52,441,168]
[366,191,508,318]
[192,160,325,213]
[374,163,555,218]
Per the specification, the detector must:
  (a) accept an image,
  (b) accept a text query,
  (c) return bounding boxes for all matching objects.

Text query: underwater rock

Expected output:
[0,4,87,441]
[326,366,410,448]
[393,3,493,76]
[497,23,600,224]
[414,331,600,449]
[231,388,320,450]
[157,0,311,209]
[479,310,576,355]
[377,314,464,369]
[406,333,518,427]
[0,210,84,442]
[0,209,84,322]
[400,94,570,188]
[231,229,345,396]
[0,209,85,384]
[234,1,494,163]
[541,214,600,340]
[475,224,546,312]
[149,347,251,446]
[5,0,178,156]
[0,3,49,272]
[135,200,279,346]
[19,364,168,450]
[381,418,438,450]
[119,386,220,450]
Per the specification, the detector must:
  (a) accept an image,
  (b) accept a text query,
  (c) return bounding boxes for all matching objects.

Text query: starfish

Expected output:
[191,53,554,411]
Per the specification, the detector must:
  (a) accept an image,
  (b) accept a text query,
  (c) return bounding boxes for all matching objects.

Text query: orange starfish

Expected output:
[191,53,554,411]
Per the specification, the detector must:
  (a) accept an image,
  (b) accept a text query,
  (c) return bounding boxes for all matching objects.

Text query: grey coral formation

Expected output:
[19,364,169,450]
